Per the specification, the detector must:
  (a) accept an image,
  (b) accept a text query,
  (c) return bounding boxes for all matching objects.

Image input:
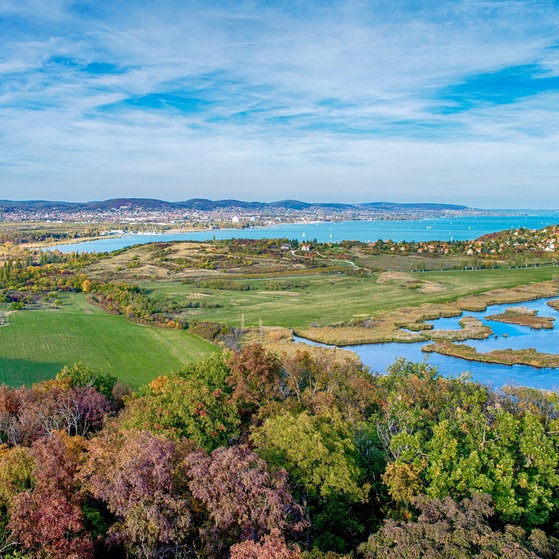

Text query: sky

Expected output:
[0,0,558,208]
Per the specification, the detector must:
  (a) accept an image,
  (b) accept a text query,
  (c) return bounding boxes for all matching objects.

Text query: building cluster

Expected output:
[463,227,559,256]
[0,202,487,226]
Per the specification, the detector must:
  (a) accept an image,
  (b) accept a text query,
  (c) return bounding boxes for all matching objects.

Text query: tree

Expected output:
[252,410,368,503]
[225,343,283,412]
[252,409,371,551]
[230,529,303,559]
[0,446,34,556]
[8,432,93,559]
[55,362,118,401]
[280,347,378,424]
[120,372,239,451]
[0,383,111,446]
[381,407,559,526]
[358,493,558,559]
[81,428,195,559]
[19,385,111,440]
[186,444,307,557]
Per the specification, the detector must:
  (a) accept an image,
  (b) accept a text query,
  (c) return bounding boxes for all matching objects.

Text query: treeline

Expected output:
[0,229,101,245]
[0,252,185,329]
[0,250,94,292]
[84,280,185,329]
[1,348,559,558]
[337,225,559,261]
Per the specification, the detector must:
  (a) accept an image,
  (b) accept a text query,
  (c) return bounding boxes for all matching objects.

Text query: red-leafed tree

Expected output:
[0,383,111,446]
[81,428,195,559]
[230,529,303,559]
[186,444,307,558]
[8,432,93,559]
[225,343,283,412]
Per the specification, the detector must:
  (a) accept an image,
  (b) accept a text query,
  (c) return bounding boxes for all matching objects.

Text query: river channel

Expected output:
[294,297,559,391]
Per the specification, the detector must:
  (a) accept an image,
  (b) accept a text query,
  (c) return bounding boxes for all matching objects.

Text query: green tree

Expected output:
[252,409,368,502]
[120,373,239,451]
[55,362,118,400]
[252,409,370,551]
[378,361,559,526]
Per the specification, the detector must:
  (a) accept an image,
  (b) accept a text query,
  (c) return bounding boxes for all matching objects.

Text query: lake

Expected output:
[51,213,559,253]
[294,297,559,391]
[49,211,559,390]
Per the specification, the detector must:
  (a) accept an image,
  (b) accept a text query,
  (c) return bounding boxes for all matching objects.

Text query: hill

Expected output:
[0,198,470,213]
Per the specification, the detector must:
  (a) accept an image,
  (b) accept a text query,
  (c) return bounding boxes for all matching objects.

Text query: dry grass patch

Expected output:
[423,341,559,369]
[294,280,559,346]
[248,326,365,367]
[418,281,446,293]
[426,317,492,341]
[377,271,415,284]
[243,326,294,348]
[260,291,301,296]
[486,307,555,330]
[376,272,446,294]
[294,323,425,346]
[456,281,559,311]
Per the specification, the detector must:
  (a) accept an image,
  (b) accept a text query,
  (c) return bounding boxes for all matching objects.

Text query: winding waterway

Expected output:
[49,212,559,389]
[294,297,559,391]
[52,213,559,253]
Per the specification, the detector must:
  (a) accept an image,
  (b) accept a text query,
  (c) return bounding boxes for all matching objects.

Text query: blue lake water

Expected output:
[49,211,559,389]
[51,213,559,253]
[294,297,559,391]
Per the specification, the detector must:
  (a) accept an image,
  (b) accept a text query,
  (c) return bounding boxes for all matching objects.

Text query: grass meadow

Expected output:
[2,264,557,387]
[143,266,559,328]
[0,293,217,387]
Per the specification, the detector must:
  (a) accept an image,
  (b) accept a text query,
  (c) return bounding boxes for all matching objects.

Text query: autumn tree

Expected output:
[225,343,283,413]
[358,493,559,559]
[81,428,195,559]
[19,384,111,440]
[8,432,93,559]
[0,446,34,555]
[186,444,307,557]
[0,382,111,446]
[230,529,303,559]
[280,347,379,424]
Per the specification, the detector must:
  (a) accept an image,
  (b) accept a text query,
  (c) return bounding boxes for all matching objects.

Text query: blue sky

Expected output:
[0,0,558,207]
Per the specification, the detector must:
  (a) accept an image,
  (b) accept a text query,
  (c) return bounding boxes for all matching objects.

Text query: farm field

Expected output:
[0,292,217,387]
[142,265,559,328]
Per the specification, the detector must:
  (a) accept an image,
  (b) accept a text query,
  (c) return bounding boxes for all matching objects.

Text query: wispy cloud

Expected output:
[0,0,558,206]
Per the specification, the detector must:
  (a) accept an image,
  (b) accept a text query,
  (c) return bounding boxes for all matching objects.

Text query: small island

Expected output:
[423,341,559,368]
[486,306,555,330]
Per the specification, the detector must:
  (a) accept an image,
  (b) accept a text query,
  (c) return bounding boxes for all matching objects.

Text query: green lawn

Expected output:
[0,293,217,387]
[143,266,559,328]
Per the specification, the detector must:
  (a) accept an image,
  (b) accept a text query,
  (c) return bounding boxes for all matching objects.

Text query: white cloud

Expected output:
[0,0,558,205]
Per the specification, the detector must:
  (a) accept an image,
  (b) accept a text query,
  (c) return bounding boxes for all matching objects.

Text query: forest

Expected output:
[1,346,559,558]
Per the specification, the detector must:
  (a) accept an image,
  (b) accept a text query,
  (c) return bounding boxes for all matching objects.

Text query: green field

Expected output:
[2,261,558,388]
[0,293,217,387]
[143,266,559,328]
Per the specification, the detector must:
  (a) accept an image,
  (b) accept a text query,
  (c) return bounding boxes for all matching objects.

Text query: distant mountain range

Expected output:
[0,198,469,212]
